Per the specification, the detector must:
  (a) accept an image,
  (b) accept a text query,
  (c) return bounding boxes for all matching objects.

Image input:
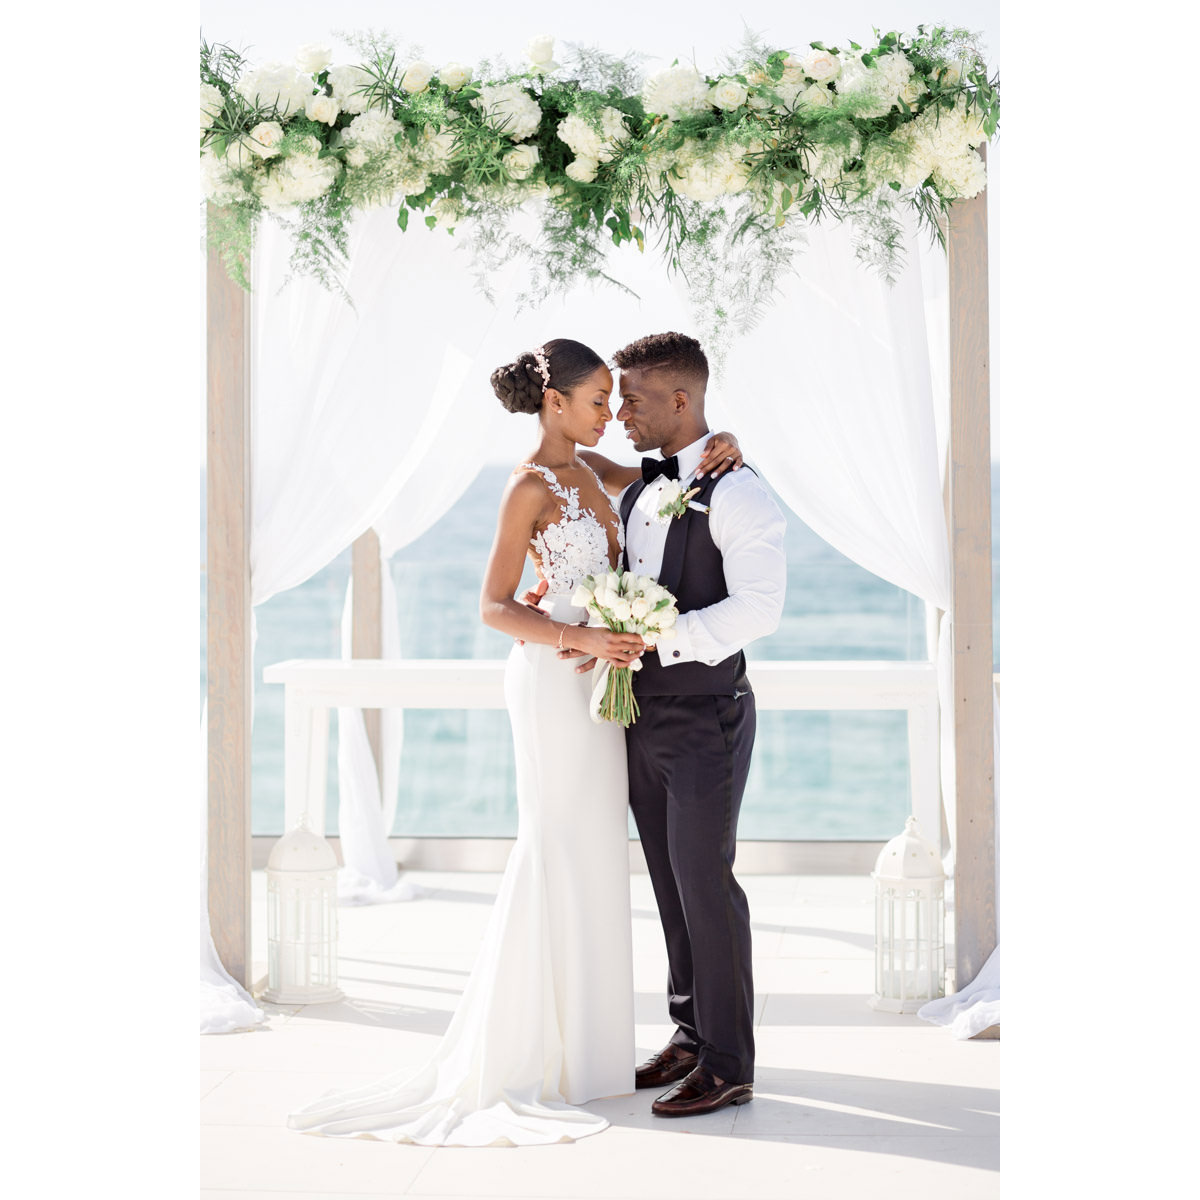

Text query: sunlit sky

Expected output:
[198,0,1002,464]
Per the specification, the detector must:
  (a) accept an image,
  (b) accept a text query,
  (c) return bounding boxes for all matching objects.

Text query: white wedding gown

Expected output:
[288,461,634,1146]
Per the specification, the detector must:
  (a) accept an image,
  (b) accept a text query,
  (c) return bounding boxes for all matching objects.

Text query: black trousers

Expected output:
[626,690,756,1084]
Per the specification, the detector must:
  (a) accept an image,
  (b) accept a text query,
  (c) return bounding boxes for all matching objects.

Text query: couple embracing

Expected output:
[289,332,787,1146]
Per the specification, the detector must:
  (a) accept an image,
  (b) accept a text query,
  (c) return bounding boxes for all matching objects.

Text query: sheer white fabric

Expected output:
[918,944,1000,1039]
[706,213,951,612]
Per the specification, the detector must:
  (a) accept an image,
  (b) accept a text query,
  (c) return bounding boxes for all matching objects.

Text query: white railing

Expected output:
[262,659,941,847]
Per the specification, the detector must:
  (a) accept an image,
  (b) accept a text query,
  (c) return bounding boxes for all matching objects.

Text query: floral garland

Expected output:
[200,27,998,359]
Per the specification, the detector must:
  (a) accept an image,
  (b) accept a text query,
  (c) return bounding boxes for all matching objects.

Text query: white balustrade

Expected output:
[261,659,941,850]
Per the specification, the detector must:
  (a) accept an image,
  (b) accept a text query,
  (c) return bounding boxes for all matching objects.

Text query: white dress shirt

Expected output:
[622,433,787,669]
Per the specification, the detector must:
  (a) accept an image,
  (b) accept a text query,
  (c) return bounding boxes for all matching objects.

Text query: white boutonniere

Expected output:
[654,479,701,523]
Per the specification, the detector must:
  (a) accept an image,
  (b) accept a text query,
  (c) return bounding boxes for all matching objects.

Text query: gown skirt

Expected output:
[287,594,635,1146]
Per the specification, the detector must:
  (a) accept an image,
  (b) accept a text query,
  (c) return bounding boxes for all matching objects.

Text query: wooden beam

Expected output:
[948,147,997,990]
[206,205,253,989]
[351,529,384,789]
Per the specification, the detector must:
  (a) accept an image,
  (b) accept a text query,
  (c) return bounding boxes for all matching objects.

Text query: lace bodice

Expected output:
[520,461,625,596]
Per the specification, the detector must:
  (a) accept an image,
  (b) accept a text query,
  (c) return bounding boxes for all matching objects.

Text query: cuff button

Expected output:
[672,650,681,658]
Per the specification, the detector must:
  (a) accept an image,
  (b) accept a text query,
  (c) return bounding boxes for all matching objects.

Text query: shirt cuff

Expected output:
[657,612,704,667]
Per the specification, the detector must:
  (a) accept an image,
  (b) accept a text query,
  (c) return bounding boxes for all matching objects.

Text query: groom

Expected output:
[583,332,787,1116]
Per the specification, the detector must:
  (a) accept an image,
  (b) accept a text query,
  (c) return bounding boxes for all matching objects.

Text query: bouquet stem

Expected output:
[600,665,640,727]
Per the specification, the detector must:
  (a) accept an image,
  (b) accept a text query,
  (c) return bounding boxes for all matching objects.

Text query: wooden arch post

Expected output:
[206,205,253,988]
[947,148,998,994]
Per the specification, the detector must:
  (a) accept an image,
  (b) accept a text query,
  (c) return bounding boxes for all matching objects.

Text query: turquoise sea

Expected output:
[200,464,999,841]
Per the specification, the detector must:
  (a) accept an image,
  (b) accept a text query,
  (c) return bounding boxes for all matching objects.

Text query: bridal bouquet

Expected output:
[571,568,679,727]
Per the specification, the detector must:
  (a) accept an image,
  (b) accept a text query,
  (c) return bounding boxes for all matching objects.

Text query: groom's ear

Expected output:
[673,389,691,414]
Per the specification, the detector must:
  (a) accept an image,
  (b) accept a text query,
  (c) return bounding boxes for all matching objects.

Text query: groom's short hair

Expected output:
[612,332,709,394]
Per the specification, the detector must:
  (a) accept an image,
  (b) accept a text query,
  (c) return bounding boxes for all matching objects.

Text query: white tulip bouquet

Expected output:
[571,568,679,727]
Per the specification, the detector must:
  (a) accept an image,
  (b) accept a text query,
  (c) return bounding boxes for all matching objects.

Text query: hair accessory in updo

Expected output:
[531,345,551,390]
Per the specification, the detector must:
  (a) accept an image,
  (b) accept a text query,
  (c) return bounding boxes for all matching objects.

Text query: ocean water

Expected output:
[201,464,1000,841]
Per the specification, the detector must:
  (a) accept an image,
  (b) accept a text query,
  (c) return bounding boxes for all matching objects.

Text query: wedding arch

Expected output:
[202,28,998,1007]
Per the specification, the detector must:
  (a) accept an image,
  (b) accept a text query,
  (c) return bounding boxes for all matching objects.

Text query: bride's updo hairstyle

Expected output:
[490,338,605,414]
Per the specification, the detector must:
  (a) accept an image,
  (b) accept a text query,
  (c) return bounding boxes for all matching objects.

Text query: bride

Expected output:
[288,338,741,1146]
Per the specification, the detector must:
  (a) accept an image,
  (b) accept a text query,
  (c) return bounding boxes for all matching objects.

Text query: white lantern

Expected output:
[870,815,945,1013]
[264,815,343,1004]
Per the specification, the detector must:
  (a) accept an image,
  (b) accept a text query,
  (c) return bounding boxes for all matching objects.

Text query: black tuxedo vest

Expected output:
[620,471,752,698]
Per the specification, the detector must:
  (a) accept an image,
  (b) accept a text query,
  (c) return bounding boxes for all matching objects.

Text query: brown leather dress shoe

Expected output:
[634,1043,700,1090]
[651,1066,753,1117]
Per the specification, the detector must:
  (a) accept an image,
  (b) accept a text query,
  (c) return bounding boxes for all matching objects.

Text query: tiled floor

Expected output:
[201,871,998,1198]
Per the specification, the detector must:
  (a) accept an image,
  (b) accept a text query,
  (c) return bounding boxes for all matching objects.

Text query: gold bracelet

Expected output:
[557,622,568,652]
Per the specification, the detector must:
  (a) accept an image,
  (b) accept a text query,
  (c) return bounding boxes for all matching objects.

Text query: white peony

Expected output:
[200,148,260,204]
[440,61,471,90]
[346,108,401,149]
[932,148,987,198]
[801,48,841,83]
[565,154,599,183]
[201,83,224,131]
[418,128,457,170]
[667,141,751,202]
[642,64,712,120]
[835,55,895,119]
[875,52,914,90]
[235,62,314,116]
[305,92,340,125]
[473,82,542,141]
[258,152,341,210]
[503,142,540,179]
[862,131,931,190]
[296,44,333,75]
[709,78,748,110]
[401,60,434,94]
[327,64,378,115]
[246,120,285,158]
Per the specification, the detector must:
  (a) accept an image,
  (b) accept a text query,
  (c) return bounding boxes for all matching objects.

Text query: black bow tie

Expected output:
[641,455,680,484]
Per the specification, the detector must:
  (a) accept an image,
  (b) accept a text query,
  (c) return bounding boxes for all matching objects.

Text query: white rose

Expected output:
[503,143,540,179]
[798,82,833,109]
[899,77,927,107]
[296,44,333,75]
[780,55,807,85]
[401,60,434,94]
[305,92,340,125]
[327,64,378,114]
[709,78,748,110]
[246,120,285,158]
[610,598,633,621]
[440,62,471,91]
[658,480,683,506]
[938,59,967,88]
[565,154,599,183]
[801,49,841,83]
[527,35,555,65]
[201,82,224,130]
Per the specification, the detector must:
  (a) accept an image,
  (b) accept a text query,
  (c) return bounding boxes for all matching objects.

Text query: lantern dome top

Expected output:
[873,816,945,881]
[267,815,338,873]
